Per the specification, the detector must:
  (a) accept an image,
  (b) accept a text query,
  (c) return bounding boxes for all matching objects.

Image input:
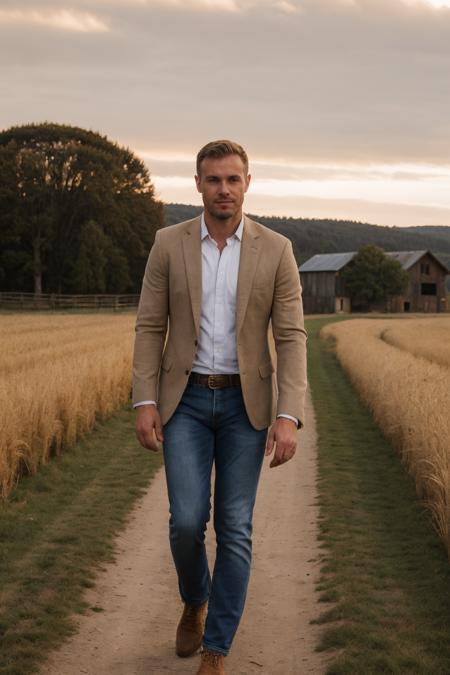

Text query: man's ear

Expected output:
[195,174,201,193]
[244,173,251,192]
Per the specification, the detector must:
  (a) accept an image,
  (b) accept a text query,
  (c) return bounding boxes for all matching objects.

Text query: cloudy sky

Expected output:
[2,0,450,226]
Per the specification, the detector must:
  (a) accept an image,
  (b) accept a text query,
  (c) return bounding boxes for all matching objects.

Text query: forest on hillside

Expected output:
[164,204,450,275]
[2,121,449,297]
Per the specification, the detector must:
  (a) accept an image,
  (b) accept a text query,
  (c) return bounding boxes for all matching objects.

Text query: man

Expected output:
[133,140,307,674]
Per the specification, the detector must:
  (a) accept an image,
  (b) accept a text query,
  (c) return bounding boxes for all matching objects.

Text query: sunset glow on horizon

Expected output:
[423,0,450,7]
[2,0,450,227]
[139,150,450,226]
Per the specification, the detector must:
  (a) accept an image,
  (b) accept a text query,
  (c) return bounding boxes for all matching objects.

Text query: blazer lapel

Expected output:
[181,217,202,336]
[236,215,261,336]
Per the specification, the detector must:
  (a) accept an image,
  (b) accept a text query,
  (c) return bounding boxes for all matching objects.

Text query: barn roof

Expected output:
[299,252,356,272]
[299,250,449,273]
[386,250,442,270]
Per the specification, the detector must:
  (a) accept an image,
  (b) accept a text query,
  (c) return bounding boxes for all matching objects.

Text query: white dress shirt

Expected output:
[192,213,242,374]
[134,213,298,427]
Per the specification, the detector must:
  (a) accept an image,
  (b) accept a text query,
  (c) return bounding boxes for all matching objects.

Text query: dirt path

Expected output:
[41,391,326,675]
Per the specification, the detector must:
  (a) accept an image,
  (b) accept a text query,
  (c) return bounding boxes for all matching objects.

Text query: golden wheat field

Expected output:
[0,313,136,499]
[321,317,450,548]
[380,319,450,368]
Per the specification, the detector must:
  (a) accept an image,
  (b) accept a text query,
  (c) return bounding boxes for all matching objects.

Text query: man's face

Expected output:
[195,154,251,221]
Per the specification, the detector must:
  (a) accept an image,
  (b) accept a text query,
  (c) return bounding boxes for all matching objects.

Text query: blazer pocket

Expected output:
[258,360,274,379]
[161,355,173,373]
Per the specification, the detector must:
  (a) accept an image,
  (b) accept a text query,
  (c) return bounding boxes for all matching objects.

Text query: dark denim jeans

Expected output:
[162,381,267,655]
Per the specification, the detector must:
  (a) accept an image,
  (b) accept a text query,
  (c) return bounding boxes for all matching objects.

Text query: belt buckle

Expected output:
[208,374,221,389]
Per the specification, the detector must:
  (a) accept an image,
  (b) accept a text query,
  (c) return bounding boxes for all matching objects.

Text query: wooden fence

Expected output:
[0,292,140,311]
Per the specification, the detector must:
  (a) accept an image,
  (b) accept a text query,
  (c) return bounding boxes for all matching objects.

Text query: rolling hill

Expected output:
[164,204,450,275]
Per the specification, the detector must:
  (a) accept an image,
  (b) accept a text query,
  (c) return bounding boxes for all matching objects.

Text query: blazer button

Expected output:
[185,370,189,375]
[194,340,198,346]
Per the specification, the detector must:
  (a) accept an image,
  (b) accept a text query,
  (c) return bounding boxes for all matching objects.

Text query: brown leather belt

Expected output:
[188,372,241,389]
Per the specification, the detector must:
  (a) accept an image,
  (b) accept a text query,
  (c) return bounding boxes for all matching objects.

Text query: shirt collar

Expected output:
[201,212,244,242]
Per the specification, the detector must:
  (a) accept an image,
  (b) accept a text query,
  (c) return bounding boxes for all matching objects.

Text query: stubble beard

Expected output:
[212,210,235,220]
[208,201,242,222]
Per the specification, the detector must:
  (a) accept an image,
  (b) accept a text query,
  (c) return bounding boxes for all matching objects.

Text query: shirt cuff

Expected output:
[133,400,157,408]
[277,413,299,428]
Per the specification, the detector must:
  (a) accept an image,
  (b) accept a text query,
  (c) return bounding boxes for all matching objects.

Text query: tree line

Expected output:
[1,126,449,296]
[0,123,164,294]
[165,204,450,292]
[165,204,450,269]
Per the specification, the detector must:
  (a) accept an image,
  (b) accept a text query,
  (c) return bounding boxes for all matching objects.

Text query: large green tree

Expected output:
[343,244,409,309]
[0,123,164,294]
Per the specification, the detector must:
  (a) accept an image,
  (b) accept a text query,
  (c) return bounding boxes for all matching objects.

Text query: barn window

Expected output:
[420,263,430,275]
[421,283,436,295]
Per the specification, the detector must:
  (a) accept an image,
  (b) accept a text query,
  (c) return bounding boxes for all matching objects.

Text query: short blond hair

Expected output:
[196,140,249,176]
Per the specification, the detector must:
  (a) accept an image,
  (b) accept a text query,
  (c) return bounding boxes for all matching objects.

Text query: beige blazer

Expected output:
[132,215,307,430]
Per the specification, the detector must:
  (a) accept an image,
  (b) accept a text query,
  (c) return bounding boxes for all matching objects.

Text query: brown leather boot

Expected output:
[175,600,208,657]
[196,649,226,674]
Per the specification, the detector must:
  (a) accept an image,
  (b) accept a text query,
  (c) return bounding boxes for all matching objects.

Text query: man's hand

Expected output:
[135,405,164,452]
[265,417,298,468]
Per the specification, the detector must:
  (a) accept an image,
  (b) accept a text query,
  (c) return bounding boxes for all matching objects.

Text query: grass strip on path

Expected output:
[306,316,450,675]
[0,406,163,675]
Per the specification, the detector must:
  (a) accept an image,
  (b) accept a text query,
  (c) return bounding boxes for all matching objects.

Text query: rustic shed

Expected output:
[299,250,449,314]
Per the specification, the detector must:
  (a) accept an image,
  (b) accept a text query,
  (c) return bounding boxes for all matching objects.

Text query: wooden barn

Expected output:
[299,250,449,314]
